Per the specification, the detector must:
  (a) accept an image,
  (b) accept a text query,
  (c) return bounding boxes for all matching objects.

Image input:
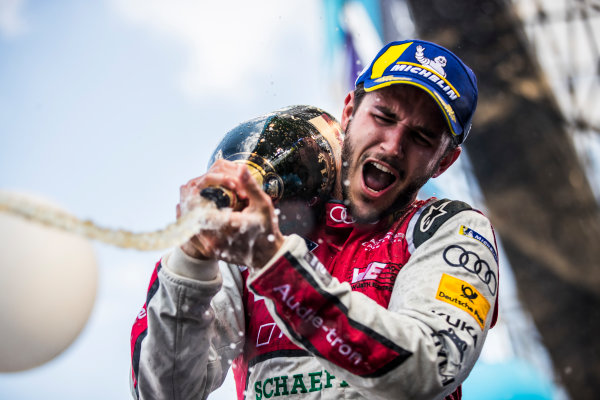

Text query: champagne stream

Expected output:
[0,191,226,251]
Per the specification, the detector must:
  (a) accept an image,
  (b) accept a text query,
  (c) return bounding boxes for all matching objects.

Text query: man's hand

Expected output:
[177,159,285,270]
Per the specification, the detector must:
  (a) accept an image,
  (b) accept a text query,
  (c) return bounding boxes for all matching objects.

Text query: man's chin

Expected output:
[347,190,418,225]
[347,201,385,224]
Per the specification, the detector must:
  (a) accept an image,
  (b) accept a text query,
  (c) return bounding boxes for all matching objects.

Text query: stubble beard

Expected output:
[340,123,440,224]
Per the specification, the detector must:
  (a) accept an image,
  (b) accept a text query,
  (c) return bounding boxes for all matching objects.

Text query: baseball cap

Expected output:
[355,40,478,144]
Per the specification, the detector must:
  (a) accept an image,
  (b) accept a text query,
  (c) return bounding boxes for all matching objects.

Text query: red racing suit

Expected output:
[130,198,499,399]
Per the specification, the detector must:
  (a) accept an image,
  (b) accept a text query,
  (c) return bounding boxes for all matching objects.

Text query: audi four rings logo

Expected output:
[443,245,497,296]
[329,205,355,224]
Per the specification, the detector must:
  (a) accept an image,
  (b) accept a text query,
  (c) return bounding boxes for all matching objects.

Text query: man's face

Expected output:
[340,85,460,223]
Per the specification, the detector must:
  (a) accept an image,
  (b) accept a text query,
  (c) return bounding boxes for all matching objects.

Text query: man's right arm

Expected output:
[130,247,245,400]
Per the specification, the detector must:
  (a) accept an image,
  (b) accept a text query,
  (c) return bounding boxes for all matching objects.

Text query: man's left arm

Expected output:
[247,207,499,400]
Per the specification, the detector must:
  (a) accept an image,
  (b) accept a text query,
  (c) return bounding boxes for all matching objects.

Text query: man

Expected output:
[130,39,499,400]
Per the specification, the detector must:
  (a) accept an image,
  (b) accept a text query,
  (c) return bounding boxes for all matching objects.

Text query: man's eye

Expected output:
[373,114,394,124]
[411,131,431,146]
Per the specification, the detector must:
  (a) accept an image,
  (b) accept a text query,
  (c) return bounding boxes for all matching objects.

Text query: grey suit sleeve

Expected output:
[131,248,245,400]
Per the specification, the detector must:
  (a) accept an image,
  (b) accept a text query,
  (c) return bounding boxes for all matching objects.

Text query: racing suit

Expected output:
[130,198,499,400]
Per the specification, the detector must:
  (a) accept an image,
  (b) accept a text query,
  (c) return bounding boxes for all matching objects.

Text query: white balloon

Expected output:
[0,193,97,372]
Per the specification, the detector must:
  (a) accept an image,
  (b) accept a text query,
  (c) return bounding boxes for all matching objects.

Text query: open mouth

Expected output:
[362,161,397,193]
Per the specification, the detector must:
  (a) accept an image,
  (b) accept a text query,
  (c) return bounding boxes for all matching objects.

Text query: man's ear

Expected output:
[341,91,355,132]
[433,146,462,178]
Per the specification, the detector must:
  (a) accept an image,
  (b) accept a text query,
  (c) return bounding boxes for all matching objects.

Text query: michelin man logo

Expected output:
[415,45,447,77]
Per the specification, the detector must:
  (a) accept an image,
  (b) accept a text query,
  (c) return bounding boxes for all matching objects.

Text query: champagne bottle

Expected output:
[201,105,343,210]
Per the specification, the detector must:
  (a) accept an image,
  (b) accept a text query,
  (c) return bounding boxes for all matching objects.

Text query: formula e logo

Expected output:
[420,201,450,232]
[352,262,388,283]
[329,205,355,224]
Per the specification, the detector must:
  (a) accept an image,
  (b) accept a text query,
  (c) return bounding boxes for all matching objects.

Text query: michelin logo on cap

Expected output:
[387,45,459,101]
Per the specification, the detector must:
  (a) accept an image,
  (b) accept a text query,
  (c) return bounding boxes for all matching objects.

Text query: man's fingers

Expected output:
[240,166,271,207]
[187,161,271,207]
[180,172,238,204]
[201,171,238,191]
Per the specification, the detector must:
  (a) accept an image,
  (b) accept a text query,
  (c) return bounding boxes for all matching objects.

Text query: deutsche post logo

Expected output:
[435,273,490,329]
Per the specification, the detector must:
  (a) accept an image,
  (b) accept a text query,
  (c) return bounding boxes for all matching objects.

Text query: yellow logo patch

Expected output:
[436,273,490,329]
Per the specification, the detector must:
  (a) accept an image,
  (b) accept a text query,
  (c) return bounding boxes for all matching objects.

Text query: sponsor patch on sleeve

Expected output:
[435,273,490,329]
[458,225,498,262]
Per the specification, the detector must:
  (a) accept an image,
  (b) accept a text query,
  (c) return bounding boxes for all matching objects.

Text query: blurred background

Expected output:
[0,0,598,399]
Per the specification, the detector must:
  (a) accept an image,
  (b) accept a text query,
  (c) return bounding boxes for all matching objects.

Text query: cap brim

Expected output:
[363,76,463,140]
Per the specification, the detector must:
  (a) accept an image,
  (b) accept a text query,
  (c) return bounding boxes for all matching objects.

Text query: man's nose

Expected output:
[379,127,406,157]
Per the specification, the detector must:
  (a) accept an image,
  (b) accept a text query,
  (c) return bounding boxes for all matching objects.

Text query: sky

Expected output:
[0,1,563,399]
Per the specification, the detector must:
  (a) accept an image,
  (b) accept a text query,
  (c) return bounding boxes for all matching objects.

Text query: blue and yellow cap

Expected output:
[355,40,478,144]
